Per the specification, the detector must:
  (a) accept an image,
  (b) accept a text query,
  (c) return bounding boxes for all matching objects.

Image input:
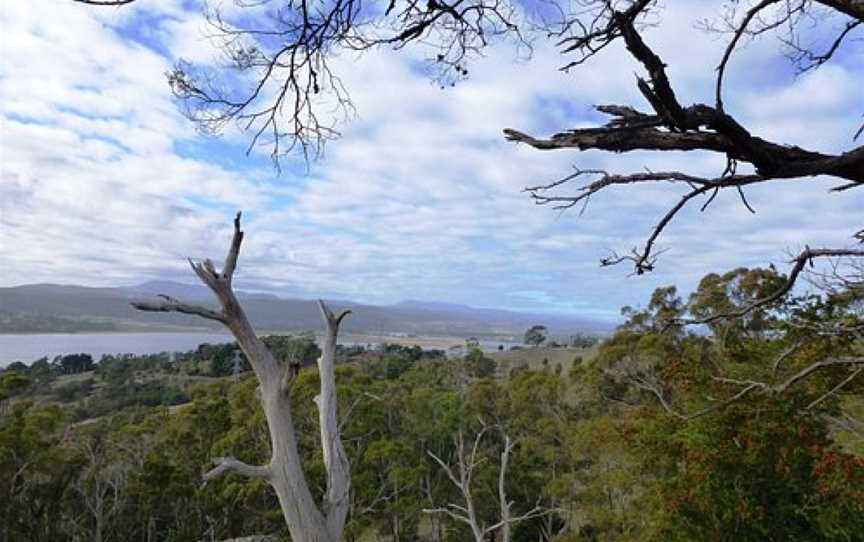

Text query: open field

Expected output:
[489,345,598,370]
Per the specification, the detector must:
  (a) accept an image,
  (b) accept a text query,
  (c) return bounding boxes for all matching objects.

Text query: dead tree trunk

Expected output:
[423,427,542,542]
[133,213,350,542]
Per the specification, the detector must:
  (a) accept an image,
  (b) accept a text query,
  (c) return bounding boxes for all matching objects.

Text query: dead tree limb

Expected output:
[630,373,763,421]
[72,0,136,5]
[133,294,226,323]
[674,248,864,326]
[806,366,864,410]
[635,357,864,420]
[202,457,271,483]
[424,427,543,542]
[131,212,351,542]
[507,2,864,280]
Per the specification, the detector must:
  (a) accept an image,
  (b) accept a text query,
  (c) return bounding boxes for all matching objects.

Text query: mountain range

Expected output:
[0,281,612,338]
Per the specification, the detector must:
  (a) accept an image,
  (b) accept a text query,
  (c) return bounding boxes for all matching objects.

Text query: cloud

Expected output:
[1,0,862,322]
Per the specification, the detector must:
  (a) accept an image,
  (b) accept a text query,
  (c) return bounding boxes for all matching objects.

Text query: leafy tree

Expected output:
[0,403,80,542]
[4,361,28,374]
[196,342,247,377]
[638,397,864,541]
[55,353,95,375]
[54,378,95,403]
[524,325,548,348]
[29,357,51,379]
[689,267,788,349]
[1,263,861,540]
[465,347,496,379]
[264,334,322,369]
[0,372,31,416]
[568,333,598,349]
[0,372,30,401]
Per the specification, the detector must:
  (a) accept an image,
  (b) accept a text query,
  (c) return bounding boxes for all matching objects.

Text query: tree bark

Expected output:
[133,213,350,542]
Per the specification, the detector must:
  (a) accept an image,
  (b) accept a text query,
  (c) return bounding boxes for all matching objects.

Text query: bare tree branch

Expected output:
[676,248,864,326]
[222,211,244,282]
[806,366,864,410]
[774,357,864,393]
[524,167,769,274]
[507,2,864,278]
[202,456,271,483]
[815,0,864,21]
[712,357,864,397]
[159,0,529,162]
[131,294,226,323]
[130,213,353,542]
[554,0,655,70]
[424,426,542,542]
[72,0,136,5]
[826,411,864,442]
[773,340,802,375]
[715,0,782,111]
[635,355,864,421]
[783,18,863,72]
[630,371,762,421]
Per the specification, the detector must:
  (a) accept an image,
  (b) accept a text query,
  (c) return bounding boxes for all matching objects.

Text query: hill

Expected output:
[0,282,612,337]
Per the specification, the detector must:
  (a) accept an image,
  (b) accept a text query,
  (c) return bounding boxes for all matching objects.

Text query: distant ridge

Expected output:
[0,281,613,337]
[391,299,584,325]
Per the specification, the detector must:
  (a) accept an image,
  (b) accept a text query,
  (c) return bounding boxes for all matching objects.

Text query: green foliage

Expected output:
[0,371,31,403]
[0,403,79,542]
[54,353,95,374]
[53,378,94,403]
[569,333,599,348]
[465,347,496,378]
[524,324,548,347]
[264,333,322,367]
[1,266,861,540]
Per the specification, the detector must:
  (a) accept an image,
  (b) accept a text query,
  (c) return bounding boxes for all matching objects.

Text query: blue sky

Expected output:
[1,0,862,321]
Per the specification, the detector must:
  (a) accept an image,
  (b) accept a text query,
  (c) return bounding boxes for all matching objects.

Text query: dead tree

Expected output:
[423,426,542,542]
[133,213,350,542]
[70,437,129,542]
[73,0,526,160]
[505,1,864,295]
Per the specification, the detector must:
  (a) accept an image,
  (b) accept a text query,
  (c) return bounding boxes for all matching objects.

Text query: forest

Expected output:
[2,261,863,541]
[3,0,864,540]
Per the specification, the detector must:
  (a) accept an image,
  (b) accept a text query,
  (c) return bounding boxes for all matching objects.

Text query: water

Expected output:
[0,332,234,366]
[0,333,523,367]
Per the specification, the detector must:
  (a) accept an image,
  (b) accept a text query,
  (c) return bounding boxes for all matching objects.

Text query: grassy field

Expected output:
[336,333,466,351]
[489,345,597,371]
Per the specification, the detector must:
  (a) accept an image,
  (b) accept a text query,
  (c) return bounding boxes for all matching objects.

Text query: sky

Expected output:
[1,0,862,322]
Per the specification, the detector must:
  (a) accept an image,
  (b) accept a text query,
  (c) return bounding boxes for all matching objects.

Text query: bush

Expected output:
[53,379,94,403]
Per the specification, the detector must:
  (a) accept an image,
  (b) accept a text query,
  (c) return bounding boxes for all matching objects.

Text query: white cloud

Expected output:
[1,0,861,320]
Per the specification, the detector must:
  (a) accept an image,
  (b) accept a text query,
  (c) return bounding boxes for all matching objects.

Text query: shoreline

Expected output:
[0,329,224,336]
[0,331,519,366]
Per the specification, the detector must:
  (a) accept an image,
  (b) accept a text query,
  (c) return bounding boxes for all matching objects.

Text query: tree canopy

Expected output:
[2,259,862,540]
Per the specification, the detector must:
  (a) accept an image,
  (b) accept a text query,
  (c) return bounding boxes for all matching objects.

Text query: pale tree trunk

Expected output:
[133,213,350,542]
[73,438,128,542]
[422,473,444,542]
[423,427,542,542]
[497,435,513,542]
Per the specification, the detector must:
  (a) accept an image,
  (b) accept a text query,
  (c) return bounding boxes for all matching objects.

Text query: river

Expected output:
[0,332,234,366]
[0,332,521,367]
